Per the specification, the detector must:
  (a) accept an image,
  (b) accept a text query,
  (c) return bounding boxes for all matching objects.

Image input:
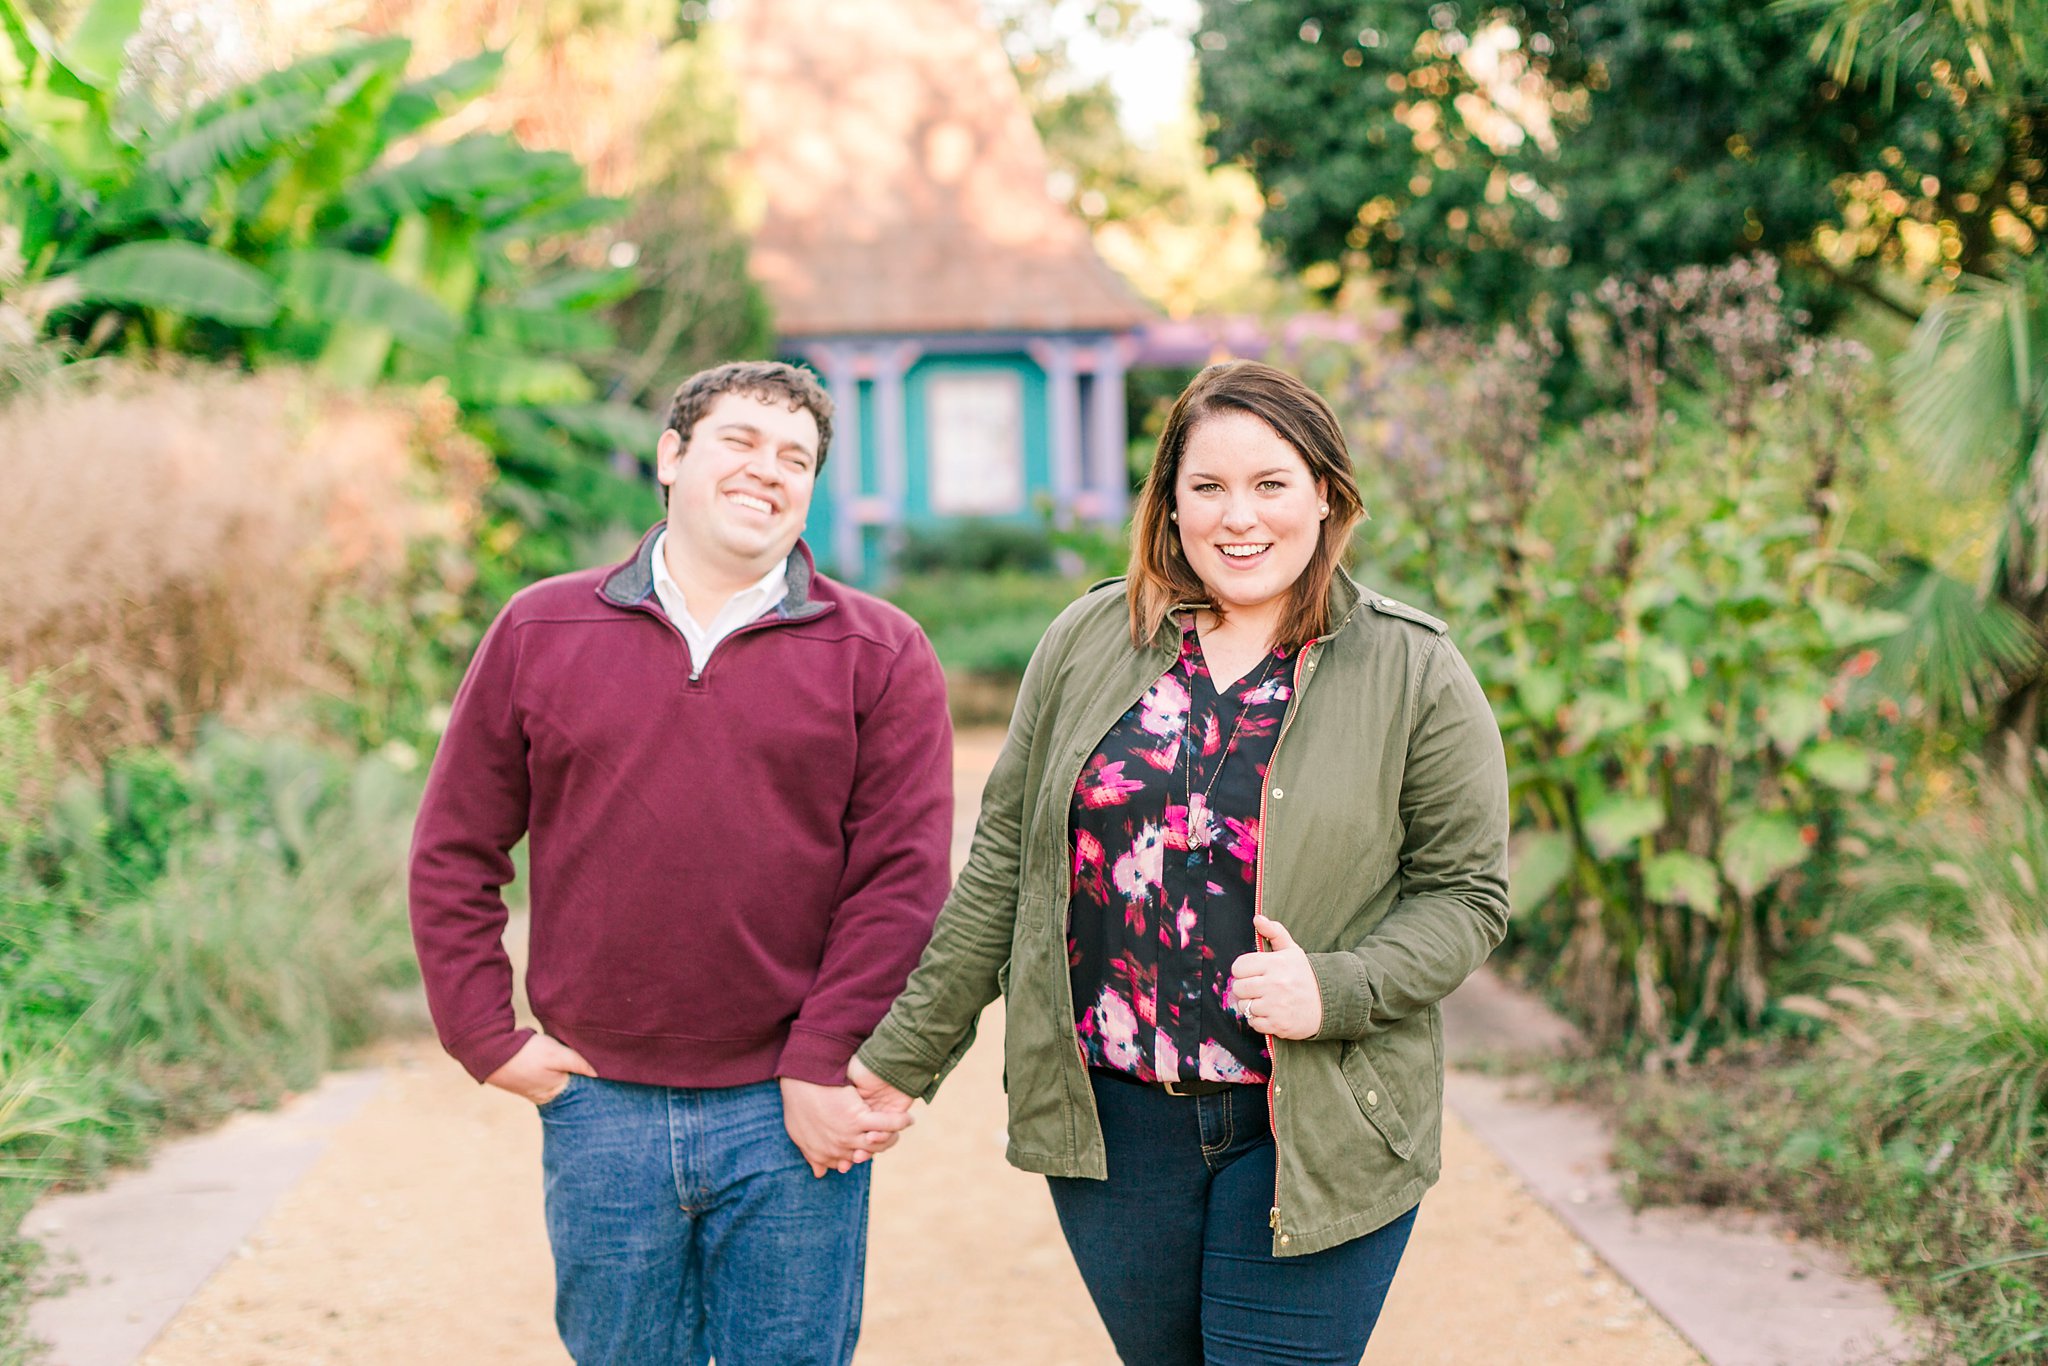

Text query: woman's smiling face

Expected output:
[1174,409,1327,620]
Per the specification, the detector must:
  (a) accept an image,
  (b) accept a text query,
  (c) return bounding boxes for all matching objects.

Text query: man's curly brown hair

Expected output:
[660,361,834,505]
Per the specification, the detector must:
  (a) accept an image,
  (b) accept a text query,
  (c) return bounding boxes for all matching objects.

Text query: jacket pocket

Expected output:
[1340,1042,1415,1160]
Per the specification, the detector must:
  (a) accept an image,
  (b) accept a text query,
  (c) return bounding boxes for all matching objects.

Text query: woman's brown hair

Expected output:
[1126,361,1365,649]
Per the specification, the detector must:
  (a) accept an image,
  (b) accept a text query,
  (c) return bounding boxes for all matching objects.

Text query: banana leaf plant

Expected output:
[0,0,635,415]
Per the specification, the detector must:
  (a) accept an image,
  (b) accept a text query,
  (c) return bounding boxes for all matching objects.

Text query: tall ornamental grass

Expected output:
[0,361,487,758]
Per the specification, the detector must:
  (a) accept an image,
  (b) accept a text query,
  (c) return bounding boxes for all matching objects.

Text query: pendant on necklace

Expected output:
[1187,795,1217,851]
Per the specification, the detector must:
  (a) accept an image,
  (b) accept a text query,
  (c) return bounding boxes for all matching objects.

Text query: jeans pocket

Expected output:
[537,1072,585,1113]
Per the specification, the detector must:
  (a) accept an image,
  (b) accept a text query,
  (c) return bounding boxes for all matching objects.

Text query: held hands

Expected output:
[1229,915,1323,1040]
[485,1033,598,1105]
[781,1074,916,1178]
[845,1056,918,1118]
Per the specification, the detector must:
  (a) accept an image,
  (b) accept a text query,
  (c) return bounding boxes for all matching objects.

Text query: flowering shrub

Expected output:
[1328,257,1907,1056]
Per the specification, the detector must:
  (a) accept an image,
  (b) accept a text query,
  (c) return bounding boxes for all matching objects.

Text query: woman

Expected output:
[851,360,1509,1365]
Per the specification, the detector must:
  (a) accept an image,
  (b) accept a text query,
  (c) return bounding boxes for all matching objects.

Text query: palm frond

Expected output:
[398,340,596,407]
[515,266,637,314]
[478,193,629,249]
[340,134,559,224]
[1871,556,2044,722]
[1779,0,2048,93]
[277,247,457,350]
[379,50,503,142]
[146,87,327,187]
[61,238,280,326]
[1894,268,2048,491]
[535,402,663,456]
[234,35,411,112]
[475,301,615,356]
[56,0,141,92]
[0,0,98,104]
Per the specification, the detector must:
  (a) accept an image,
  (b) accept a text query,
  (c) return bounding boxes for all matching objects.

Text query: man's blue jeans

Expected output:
[1048,1071,1418,1366]
[538,1074,869,1366]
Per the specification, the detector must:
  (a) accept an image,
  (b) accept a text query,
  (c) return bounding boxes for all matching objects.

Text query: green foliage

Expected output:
[886,570,1083,679]
[894,521,1062,576]
[1890,261,2048,777]
[1582,1044,2048,1364]
[605,23,773,404]
[1335,256,1907,1053]
[0,2,684,621]
[470,404,656,600]
[1195,0,2044,325]
[0,4,629,394]
[0,684,422,1356]
[1575,794,2048,1365]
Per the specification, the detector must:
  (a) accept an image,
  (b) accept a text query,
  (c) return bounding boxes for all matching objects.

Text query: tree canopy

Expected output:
[1196,0,2047,326]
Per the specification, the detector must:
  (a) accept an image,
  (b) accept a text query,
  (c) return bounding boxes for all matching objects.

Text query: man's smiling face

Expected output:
[658,389,820,584]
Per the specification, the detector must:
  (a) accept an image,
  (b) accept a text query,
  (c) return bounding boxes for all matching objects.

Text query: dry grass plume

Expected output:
[0,362,488,757]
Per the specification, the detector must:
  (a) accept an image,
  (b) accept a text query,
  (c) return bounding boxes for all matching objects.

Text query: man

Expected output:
[410,360,952,1365]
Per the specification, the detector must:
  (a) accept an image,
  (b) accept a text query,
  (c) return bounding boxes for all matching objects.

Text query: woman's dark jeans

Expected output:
[1047,1071,1418,1366]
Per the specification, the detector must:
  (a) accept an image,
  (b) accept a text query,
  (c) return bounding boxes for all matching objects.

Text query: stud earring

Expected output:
[1169,511,1178,522]
[1318,502,1330,518]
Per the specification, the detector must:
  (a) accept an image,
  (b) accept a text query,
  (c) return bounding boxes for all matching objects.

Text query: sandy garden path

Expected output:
[126,730,1699,1365]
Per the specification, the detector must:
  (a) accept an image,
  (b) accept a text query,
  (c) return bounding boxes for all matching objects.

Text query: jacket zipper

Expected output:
[629,598,830,683]
[1255,616,1347,1247]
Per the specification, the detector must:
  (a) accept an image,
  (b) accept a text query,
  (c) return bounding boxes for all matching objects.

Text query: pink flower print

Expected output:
[1154,1032,1182,1083]
[1165,801,1191,849]
[1072,829,1108,902]
[1199,708,1223,757]
[1241,673,1291,707]
[1111,954,1158,1027]
[1076,755,1145,809]
[1138,674,1191,739]
[1091,987,1144,1072]
[1224,816,1260,865]
[1136,736,1181,773]
[1199,1040,1261,1082]
[1234,712,1279,743]
[1112,822,1164,903]
[1175,899,1197,950]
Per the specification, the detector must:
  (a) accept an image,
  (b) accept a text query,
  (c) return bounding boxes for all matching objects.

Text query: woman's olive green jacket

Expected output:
[856,569,1510,1257]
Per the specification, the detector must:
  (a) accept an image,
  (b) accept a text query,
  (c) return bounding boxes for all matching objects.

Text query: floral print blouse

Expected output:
[1068,616,1296,1084]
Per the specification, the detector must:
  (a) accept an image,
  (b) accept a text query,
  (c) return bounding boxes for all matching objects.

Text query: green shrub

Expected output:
[1582,1044,2048,1365]
[893,521,1060,576]
[886,571,1082,679]
[1329,258,1910,1056]
[1571,797,2048,1362]
[1793,799,2048,1170]
[0,699,422,1357]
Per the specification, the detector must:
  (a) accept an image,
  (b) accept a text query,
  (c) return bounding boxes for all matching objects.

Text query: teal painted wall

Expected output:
[794,349,1064,582]
[902,352,1048,527]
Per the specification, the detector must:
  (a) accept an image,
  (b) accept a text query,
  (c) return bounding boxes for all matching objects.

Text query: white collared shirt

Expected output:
[650,531,790,674]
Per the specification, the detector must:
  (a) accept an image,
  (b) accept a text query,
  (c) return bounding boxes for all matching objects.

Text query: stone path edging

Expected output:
[23,1070,383,1366]
[1439,973,1919,1366]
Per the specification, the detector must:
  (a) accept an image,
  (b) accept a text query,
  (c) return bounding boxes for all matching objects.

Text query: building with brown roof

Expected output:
[729,0,1151,579]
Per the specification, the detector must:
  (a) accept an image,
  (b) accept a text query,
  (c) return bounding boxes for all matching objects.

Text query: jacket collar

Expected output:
[1159,565,1367,651]
[598,522,830,621]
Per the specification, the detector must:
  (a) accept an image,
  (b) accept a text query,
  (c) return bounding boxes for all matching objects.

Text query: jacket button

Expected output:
[1279,1234,1292,1246]
[1272,788,1284,799]
[1366,1089,1379,1107]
